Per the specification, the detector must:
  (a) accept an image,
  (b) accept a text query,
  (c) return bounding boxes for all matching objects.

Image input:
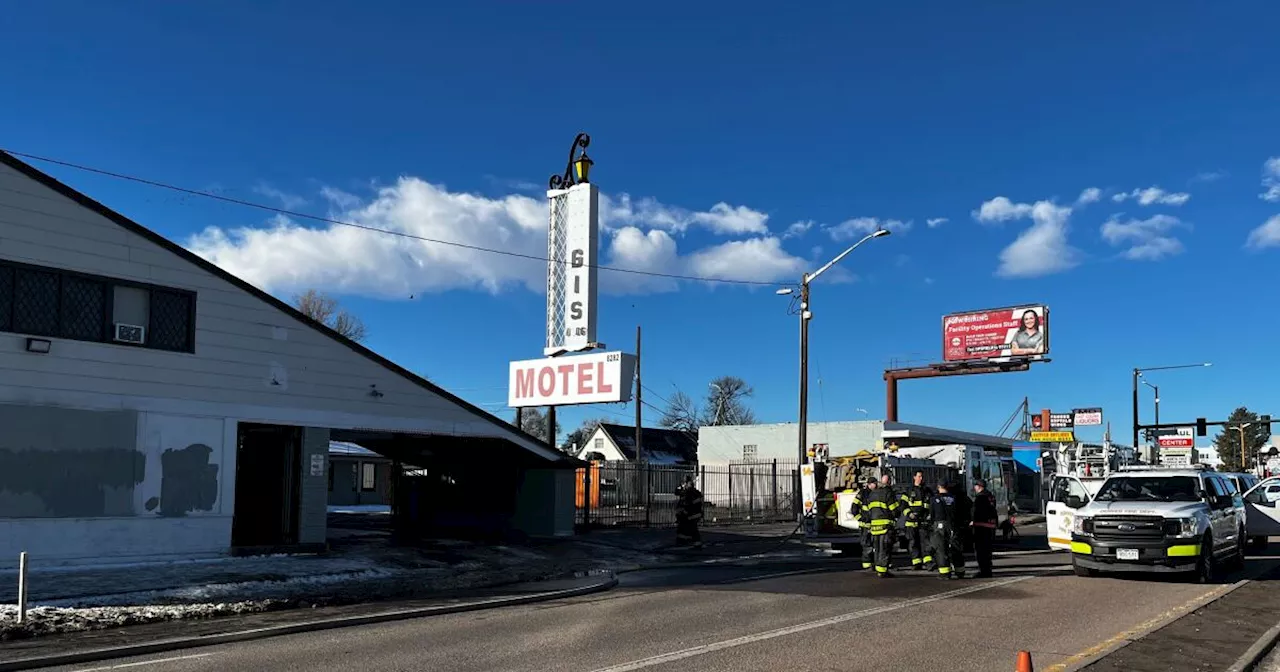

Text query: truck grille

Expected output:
[1092,515,1165,541]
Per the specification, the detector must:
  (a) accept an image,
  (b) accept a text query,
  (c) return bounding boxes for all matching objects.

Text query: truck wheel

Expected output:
[1192,534,1216,584]
[1072,558,1096,577]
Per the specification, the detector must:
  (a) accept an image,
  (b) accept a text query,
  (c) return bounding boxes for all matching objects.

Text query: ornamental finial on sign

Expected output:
[548,132,592,190]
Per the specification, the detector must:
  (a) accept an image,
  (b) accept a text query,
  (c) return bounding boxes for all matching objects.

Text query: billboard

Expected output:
[509,351,635,407]
[1073,408,1103,427]
[942,304,1049,363]
[1156,427,1194,449]
[1030,431,1074,442]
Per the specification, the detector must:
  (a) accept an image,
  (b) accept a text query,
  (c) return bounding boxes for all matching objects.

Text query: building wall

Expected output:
[698,421,884,466]
[298,427,329,545]
[328,456,393,507]
[0,161,562,565]
[0,405,236,566]
[0,162,553,453]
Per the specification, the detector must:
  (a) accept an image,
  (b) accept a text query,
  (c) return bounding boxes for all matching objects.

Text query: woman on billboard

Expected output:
[1008,309,1045,356]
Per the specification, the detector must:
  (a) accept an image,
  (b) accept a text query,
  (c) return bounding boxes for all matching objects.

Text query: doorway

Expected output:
[231,423,302,548]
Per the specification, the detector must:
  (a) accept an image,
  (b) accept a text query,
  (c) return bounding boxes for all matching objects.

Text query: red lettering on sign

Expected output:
[537,366,555,397]
[515,368,535,399]
[597,362,613,394]
[557,364,575,394]
[577,362,594,395]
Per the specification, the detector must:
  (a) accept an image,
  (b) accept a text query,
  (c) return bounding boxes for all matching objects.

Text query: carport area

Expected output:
[329,429,582,543]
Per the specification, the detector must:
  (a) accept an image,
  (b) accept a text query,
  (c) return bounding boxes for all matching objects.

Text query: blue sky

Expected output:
[4,2,1280,447]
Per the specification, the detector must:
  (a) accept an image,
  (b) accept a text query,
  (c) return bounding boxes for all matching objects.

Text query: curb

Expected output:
[1053,578,1252,672]
[1226,619,1280,672]
[0,574,619,671]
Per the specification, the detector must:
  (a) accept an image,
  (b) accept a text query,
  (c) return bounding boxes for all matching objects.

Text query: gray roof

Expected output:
[599,423,698,464]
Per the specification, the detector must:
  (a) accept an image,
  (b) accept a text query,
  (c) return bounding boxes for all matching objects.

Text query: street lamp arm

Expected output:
[807,230,888,284]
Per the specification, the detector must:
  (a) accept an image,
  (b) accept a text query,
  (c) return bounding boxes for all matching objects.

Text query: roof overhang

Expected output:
[881,421,1015,450]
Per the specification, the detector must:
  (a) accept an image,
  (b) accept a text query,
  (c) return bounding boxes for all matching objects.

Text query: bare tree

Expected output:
[659,390,702,433]
[293,289,368,342]
[519,407,560,443]
[702,376,757,426]
[562,416,608,455]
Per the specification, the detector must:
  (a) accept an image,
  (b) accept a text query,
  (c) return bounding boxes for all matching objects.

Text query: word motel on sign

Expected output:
[513,360,615,400]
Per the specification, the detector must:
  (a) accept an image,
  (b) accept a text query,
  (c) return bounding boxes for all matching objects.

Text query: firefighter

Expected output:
[929,481,970,579]
[879,473,897,566]
[861,473,900,578]
[850,476,873,571]
[900,470,933,570]
[971,479,998,578]
[675,476,704,548]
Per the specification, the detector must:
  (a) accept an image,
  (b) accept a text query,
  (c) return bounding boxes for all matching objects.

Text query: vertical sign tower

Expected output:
[546,133,600,355]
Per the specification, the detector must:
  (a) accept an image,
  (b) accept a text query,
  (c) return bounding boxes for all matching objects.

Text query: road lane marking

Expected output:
[588,574,1039,672]
[1042,581,1243,672]
[73,653,218,671]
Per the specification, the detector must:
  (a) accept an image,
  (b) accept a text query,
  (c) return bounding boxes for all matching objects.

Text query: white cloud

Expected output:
[187,177,806,298]
[253,184,308,210]
[1076,187,1101,205]
[1260,157,1280,202]
[1111,186,1191,206]
[1100,214,1188,261]
[1246,214,1280,249]
[319,186,361,210]
[825,217,911,241]
[926,217,948,228]
[603,195,769,235]
[783,220,814,239]
[973,196,1033,224]
[1191,170,1225,183]
[974,197,1079,278]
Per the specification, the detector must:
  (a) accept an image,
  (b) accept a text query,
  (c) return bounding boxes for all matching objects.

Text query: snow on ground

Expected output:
[327,504,391,514]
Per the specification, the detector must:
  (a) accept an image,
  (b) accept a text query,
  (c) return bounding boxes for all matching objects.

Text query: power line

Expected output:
[2,149,780,287]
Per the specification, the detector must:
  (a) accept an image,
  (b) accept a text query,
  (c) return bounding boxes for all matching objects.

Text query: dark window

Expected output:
[13,268,60,336]
[60,275,108,341]
[149,290,192,351]
[0,259,196,352]
[0,266,11,332]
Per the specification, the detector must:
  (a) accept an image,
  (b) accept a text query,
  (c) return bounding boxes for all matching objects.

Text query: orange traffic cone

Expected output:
[1016,650,1034,672]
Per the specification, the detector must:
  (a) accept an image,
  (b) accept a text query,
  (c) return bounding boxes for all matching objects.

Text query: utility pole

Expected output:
[798,281,810,467]
[635,325,643,464]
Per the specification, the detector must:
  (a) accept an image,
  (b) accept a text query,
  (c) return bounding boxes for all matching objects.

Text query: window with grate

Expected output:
[60,275,107,341]
[13,268,60,336]
[0,266,11,332]
[149,289,193,351]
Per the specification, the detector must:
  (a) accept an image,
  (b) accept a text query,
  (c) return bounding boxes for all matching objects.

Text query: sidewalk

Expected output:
[0,574,615,671]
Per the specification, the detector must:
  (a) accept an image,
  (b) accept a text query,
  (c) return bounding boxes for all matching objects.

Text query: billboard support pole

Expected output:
[798,281,810,468]
[1131,368,1140,454]
[883,361,1033,422]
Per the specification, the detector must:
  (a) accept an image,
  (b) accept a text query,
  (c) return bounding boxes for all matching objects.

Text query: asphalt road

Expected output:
[50,536,1280,672]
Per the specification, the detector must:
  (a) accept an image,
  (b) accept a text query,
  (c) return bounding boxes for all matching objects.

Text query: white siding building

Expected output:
[0,152,579,567]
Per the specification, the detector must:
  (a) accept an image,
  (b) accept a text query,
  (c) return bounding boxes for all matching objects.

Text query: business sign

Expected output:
[1030,431,1074,442]
[1157,427,1194,449]
[1049,413,1074,430]
[942,304,1049,363]
[509,351,635,407]
[1160,446,1192,467]
[545,183,600,355]
[1073,408,1103,427]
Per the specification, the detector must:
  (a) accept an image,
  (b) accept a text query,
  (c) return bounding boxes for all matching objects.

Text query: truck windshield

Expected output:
[1094,476,1200,502]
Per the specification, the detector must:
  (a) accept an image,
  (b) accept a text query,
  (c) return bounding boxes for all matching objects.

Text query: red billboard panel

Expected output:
[942,305,1049,363]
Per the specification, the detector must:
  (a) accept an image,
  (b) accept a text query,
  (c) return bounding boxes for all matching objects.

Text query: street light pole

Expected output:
[787,229,890,469]
[1142,380,1160,434]
[1236,422,1254,471]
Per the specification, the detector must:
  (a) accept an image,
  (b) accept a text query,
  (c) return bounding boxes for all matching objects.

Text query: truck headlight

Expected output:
[1071,516,1091,535]
[1168,517,1198,538]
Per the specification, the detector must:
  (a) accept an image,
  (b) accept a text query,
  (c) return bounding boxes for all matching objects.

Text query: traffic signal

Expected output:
[1196,418,1207,436]
[1262,415,1272,434]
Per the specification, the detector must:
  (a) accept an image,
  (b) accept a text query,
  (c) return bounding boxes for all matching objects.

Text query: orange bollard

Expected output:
[1015,650,1034,672]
